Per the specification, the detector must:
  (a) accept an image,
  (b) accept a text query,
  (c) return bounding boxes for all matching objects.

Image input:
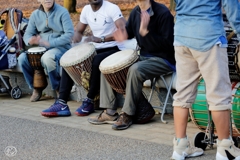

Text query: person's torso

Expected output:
[174,0,226,51]
[82,1,122,49]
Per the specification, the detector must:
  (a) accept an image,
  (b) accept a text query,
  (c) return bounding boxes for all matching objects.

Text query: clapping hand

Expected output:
[139,11,150,37]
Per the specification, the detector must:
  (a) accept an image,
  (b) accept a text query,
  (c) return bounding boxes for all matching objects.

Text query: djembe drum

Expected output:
[100,49,155,124]
[60,43,96,91]
[99,49,139,94]
[60,43,99,106]
[27,47,48,90]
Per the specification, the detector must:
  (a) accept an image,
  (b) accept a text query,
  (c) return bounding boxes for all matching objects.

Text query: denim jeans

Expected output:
[18,48,64,90]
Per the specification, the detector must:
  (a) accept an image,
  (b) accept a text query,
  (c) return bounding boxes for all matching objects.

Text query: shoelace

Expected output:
[117,113,127,122]
[97,111,104,119]
[49,101,64,111]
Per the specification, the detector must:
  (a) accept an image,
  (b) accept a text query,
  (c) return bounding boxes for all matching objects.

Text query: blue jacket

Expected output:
[174,0,240,51]
[23,3,74,53]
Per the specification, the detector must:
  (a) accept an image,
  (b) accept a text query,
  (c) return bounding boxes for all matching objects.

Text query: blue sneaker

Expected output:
[41,100,71,117]
[75,98,94,116]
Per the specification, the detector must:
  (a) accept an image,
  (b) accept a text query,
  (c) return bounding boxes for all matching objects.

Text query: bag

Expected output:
[133,92,155,124]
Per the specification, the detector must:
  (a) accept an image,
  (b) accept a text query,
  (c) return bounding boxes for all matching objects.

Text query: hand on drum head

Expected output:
[113,28,128,42]
[84,36,101,43]
[29,35,41,45]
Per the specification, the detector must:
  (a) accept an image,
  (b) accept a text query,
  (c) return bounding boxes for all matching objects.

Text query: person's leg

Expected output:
[112,56,172,130]
[172,46,203,159]
[41,68,73,117]
[87,47,119,99]
[18,52,43,102]
[18,52,34,89]
[198,45,240,159]
[88,73,119,124]
[76,46,119,116]
[41,48,63,90]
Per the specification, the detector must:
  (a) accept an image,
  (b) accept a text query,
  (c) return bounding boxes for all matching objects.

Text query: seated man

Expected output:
[18,0,74,102]
[41,0,126,117]
[88,0,175,130]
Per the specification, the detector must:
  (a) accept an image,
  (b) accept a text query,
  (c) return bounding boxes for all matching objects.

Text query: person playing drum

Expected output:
[170,0,240,160]
[41,0,126,117]
[88,0,175,130]
[18,0,74,102]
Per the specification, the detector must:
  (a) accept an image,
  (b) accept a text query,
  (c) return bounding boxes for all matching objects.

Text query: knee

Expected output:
[128,64,140,76]
[41,54,55,67]
[17,52,27,66]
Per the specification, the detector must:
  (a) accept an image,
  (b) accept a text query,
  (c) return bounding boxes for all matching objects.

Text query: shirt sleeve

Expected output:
[80,6,88,24]
[108,4,124,22]
[222,0,240,42]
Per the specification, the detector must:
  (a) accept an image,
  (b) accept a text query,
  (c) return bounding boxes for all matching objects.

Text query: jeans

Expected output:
[18,48,64,90]
[58,46,120,101]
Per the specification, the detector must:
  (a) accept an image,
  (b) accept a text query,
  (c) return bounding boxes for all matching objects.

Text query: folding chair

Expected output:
[148,71,176,124]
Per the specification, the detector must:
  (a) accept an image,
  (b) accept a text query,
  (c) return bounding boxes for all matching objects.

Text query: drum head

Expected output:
[99,49,138,74]
[28,47,46,53]
[60,43,95,67]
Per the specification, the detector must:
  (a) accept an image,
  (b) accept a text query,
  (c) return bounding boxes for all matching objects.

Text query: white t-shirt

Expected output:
[80,0,124,49]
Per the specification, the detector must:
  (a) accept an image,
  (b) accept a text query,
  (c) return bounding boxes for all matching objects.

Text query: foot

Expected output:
[75,98,94,116]
[112,112,132,130]
[171,137,204,160]
[41,100,71,117]
[88,110,119,125]
[216,138,240,160]
[30,89,42,102]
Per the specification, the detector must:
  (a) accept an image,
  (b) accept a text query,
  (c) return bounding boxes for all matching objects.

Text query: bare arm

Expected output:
[85,17,127,43]
[72,22,88,43]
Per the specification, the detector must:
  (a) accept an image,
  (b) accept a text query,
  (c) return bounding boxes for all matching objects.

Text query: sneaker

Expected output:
[112,112,132,130]
[88,110,119,125]
[216,139,240,160]
[30,89,42,102]
[41,100,71,117]
[171,137,204,160]
[75,98,94,116]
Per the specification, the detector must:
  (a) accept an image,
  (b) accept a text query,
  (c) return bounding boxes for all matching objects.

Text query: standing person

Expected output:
[18,0,74,102]
[171,0,240,159]
[41,0,126,117]
[88,0,175,130]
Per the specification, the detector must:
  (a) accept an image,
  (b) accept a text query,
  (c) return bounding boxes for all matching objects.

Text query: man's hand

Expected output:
[113,28,128,42]
[28,35,50,47]
[28,35,41,45]
[139,11,150,37]
[84,36,101,43]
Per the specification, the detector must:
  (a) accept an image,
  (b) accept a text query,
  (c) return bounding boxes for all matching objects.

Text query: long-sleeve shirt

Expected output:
[126,0,175,65]
[174,0,240,51]
[23,3,74,53]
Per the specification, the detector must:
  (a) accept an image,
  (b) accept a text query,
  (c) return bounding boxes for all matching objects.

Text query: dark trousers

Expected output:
[59,46,120,102]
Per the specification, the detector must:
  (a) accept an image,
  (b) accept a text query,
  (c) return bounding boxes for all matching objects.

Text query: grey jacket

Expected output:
[23,3,74,53]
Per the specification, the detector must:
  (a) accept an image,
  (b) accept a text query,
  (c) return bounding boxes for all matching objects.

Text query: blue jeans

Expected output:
[18,48,64,90]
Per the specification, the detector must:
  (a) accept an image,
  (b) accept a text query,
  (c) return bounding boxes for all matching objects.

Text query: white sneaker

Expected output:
[171,137,204,160]
[216,139,240,160]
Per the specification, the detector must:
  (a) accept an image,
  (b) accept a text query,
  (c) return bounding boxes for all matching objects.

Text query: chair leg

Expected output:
[148,78,156,102]
[160,72,175,124]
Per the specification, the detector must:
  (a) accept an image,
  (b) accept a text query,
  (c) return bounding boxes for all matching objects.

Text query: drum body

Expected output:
[190,78,240,137]
[99,49,139,94]
[226,31,240,81]
[27,47,48,90]
[231,82,240,135]
[60,43,96,91]
[224,12,240,81]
